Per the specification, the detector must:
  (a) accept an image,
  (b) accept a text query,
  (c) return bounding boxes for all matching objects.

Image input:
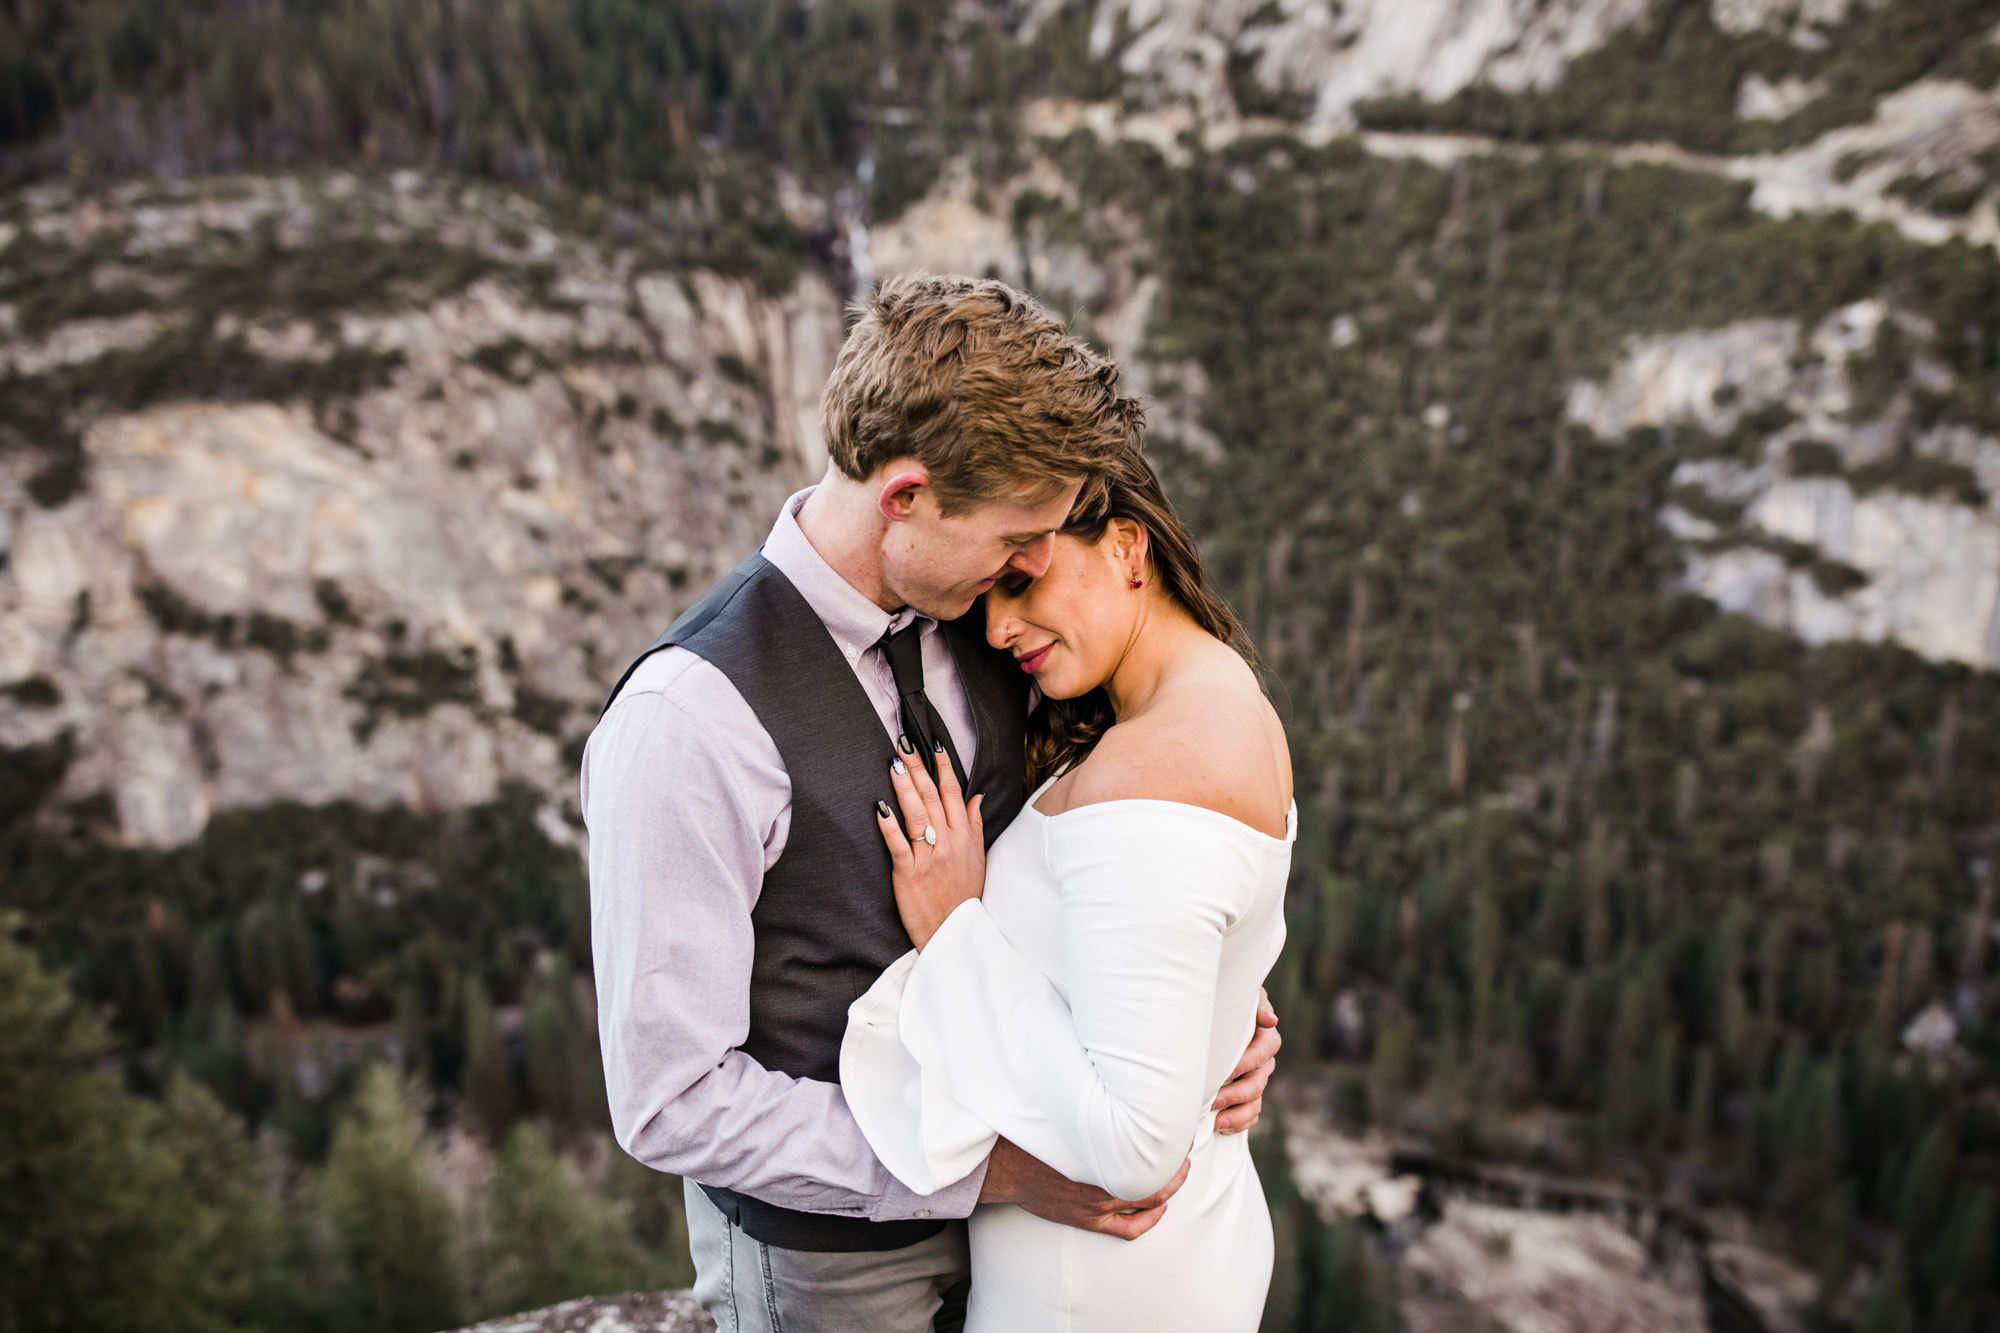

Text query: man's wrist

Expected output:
[873,1153,989,1222]
[975,1138,1028,1206]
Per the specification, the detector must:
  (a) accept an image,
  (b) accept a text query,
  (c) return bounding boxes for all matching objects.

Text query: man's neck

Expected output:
[795,473,902,613]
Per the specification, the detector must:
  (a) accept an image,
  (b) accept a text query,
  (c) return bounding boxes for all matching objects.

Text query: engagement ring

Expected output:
[922,825,937,846]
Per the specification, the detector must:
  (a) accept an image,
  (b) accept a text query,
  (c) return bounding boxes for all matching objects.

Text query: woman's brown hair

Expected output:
[1024,447,1253,787]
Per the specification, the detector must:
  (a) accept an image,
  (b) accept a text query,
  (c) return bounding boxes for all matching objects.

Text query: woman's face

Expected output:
[984,523,1143,700]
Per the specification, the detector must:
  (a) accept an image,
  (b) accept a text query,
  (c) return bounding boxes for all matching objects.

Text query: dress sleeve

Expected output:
[840,806,1264,1201]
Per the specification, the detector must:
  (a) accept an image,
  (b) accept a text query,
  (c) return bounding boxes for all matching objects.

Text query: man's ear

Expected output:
[876,466,930,523]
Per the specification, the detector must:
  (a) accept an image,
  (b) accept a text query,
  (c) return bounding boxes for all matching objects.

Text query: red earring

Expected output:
[1129,578,1144,589]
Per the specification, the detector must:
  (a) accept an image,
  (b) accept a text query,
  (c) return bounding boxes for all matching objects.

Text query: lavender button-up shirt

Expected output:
[583,488,989,1222]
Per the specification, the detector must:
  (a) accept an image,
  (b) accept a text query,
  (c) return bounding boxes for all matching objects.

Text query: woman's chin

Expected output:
[1035,671,1100,701]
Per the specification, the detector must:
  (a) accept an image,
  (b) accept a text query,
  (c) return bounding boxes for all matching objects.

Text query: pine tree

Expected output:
[1557,970,1598,1098]
[475,1121,650,1319]
[1936,1185,1995,1329]
[153,1075,311,1331]
[315,1063,463,1333]
[1468,887,1502,1045]
[601,1146,697,1291]
[523,968,568,1122]
[1308,1218,1404,1333]
[1255,1107,1310,1333]
[1684,1044,1716,1154]
[1893,1118,1956,1251]
[1368,1018,1415,1125]
[1857,1244,1915,1333]
[1777,1056,1847,1223]
[0,922,241,1333]
[461,976,516,1142]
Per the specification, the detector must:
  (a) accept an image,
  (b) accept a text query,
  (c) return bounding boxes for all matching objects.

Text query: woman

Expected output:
[840,449,1293,1330]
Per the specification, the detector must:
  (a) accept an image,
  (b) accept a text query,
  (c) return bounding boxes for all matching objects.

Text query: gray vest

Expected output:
[603,553,1030,1251]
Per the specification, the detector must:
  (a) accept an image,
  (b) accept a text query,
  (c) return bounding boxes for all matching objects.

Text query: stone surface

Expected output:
[1736,79,2000,249]
[1903,999,1963,1059]
[1056,0,1655,127]
[1277,1081,1828,1333]
[1565,303,2000,670]
[10,94,2000,852]
[1736,73,1827,121]
[1401,1199,1709,1333]
[0,177,841,845]
[460,1291,712,1333]
[1711,0,1863,40]
[1705,1239,1819,1333]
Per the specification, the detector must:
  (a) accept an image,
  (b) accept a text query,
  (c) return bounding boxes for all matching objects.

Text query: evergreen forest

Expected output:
[3,2,1998,1330]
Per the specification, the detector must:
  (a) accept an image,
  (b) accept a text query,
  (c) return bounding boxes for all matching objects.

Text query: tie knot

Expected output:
[877,620,926,692]
[875,617,967,789]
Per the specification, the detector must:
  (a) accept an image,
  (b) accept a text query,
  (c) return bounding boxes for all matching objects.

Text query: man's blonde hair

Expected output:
[820,274,1143,514]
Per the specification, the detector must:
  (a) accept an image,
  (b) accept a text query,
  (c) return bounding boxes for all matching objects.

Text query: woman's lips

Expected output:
[1017,643,1054,673]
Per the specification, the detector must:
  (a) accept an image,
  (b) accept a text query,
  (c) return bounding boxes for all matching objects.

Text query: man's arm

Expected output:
[584,652,984,1221]
[978,1138,1190,1240]
[1214,989,1281,1134]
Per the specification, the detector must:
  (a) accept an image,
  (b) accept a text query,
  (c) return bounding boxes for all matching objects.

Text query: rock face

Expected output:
[1734,79,2000,251]
[1400,1200,1708,1333]
[1277,1083,1819,1333]
[1049,0,1967,155]
[0,161,1177,851]
[460,1291,712,1333]
[1565,301,2000,670]
[7,11,1996,850]
[0,176,842,845]
[1710,0,1863,38]
[1046,0,1656,126]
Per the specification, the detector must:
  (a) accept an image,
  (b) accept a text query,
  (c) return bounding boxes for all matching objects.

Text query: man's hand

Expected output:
[1213,988,1281,1135]
[978,1138,1189,1242]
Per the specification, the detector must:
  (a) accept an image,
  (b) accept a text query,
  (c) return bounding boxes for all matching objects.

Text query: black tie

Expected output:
[878,621,969,791]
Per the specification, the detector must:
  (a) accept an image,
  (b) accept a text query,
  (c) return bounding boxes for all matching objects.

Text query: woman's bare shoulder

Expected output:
[1063,670,1291,837]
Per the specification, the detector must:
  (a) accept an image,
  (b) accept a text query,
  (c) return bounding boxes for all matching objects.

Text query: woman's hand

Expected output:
[875,735,986,950]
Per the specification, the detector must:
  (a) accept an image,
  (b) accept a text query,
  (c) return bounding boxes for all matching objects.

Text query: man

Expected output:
[585,275,1280,1332]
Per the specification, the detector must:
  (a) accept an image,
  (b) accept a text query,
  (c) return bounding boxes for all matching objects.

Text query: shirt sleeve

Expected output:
[840,807,1262,1202]
[584,651,986,1220]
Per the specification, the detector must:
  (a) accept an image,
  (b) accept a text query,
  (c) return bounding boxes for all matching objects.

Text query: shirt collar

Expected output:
[762,487,934,661]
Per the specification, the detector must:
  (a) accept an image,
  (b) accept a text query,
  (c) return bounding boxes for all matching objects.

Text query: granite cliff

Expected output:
[2,174,841,844]
[6,0,1996,850]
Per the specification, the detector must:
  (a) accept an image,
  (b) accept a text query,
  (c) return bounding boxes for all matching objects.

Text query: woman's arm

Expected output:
[845,733,1280,1200]
[898,807,1256,1200]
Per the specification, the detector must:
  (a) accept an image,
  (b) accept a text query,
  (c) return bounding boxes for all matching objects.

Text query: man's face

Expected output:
[882,478,1084,621]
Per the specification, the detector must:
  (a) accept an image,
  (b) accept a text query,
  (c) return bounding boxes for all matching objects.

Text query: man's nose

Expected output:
[1007,534,1055,581]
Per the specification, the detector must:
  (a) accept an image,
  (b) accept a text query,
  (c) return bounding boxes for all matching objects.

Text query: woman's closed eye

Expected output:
[998,571,1034,594]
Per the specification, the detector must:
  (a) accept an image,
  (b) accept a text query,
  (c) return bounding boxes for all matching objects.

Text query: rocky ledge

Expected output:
[460,1291,712,1333]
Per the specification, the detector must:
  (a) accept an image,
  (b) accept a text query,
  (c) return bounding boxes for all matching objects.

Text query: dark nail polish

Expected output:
[898,734,915,754]
[932,736,946,753]
[876,800,892,819]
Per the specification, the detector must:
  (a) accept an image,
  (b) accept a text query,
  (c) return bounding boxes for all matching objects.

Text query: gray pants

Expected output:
[684,1180,972,1333]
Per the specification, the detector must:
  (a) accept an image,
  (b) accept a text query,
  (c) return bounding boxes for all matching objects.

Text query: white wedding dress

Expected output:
[841,777,1292,1331]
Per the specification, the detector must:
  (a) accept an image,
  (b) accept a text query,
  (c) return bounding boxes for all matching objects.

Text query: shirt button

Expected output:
[913,1209,931,1219]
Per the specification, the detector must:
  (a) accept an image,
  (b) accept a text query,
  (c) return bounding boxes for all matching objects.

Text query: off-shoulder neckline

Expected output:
[1027,775,1296,846]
